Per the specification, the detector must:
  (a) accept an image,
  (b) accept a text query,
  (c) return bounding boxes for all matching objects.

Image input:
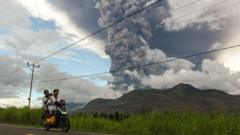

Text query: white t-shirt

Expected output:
[54,96,61,103]
[42,96,48,109]
[47,96,62,112]
[47,96,57,112]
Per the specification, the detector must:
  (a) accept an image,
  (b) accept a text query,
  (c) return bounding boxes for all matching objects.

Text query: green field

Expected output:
[0,107,240,135]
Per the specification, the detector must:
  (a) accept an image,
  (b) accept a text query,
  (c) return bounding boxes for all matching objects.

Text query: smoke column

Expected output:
[95,0,194,90]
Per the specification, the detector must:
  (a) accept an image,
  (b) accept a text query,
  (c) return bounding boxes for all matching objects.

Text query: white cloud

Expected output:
[216,32,240,72]
[0,0,112,106]
[141,59,240,94]
[34,63,121,103]
[0,55,119,107]
[0,0,72,62]
[162,0,240,31]
[1,0,240,108]
[214,14,240,72]
[0,0,30,30]
[0,98,26,108]
[0,55,29,105]
[161,0,240,73]
[17,0,108,59]
[0,28,70,62]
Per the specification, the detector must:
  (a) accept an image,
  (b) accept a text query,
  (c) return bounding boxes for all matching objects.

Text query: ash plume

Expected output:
[95,0,194,90]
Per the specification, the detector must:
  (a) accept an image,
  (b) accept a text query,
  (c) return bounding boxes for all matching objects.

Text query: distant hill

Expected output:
[78,83,240,113]
[65,102,86,112]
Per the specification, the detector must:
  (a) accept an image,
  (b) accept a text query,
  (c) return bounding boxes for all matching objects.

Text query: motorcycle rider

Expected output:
[42,89,50,121]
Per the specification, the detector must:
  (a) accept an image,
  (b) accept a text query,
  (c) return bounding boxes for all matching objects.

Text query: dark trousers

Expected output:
[41,109,48,120]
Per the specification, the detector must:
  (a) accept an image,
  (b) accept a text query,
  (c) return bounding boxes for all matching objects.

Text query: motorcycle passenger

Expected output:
[53,89,60,102]
[46,93,57,118]
[53,89,65,108]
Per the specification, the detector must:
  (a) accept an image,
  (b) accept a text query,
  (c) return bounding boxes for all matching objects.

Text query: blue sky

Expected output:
[30,17,57,31]
[0,28,8,35]
[0,48,14,56]
[0,16,110,80]
[31,17,111,87]
[30,17,110,74]
[0,15,111,106]
[49,52,110,76]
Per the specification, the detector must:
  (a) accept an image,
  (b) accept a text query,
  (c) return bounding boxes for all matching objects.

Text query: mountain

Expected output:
[65,102,86,112]
[78,83,240,113]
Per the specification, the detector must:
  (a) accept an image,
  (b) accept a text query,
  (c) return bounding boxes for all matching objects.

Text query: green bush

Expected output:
[116,112,240,135]
[0,107,41,126]
[69,115,119,133]
[1,108,240,135]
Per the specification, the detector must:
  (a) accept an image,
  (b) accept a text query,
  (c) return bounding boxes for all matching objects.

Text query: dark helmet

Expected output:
[44,89,49,94]
[53,89,59,93]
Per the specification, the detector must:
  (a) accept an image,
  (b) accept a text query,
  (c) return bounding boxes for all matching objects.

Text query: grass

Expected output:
[116,112,240,135]
[69,115,118,134]
[0,107,41,127]
[1,107,240,135]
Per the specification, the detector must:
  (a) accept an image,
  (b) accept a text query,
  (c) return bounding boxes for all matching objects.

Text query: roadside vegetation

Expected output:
[1,107,240,135]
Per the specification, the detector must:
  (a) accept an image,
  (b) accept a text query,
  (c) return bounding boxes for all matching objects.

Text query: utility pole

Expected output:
[27,62,40,108]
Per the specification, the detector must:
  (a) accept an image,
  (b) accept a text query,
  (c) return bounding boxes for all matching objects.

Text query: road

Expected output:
[0,124,111,135]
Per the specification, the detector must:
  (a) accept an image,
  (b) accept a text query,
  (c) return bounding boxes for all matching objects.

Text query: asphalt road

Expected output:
[0,124,111,135]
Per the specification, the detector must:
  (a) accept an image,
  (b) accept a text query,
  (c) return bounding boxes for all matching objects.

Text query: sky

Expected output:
[0,0,240,107]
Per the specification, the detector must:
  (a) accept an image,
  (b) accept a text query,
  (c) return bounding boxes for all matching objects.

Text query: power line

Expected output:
[0,62,31,80]
[0,42,36,79]
[41,0,202,65]
[1,0,239,107]
[2,0,240,82]
[0,0,217,78]
[37,71,110,83]
[2,0,239,84]
[0,81,30,107]
[0,81,30,89]
[37,44,240,83]
[175,1,240,26]
[19,82,31,88]
[1,0,160,94]
[169,0,201,12]
[0,69,22,79]
[45,0,240,74]
[166,0,229,22]
[45,0,235,67]
[26,62,40,108]
[34,0,163,64]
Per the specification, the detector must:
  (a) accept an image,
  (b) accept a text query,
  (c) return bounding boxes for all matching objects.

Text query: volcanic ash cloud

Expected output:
[95,0,194,91]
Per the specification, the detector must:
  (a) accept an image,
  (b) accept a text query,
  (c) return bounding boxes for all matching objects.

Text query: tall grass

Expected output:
[69,115,118,134]
[116,112,240,135]
[1,108,240,135]
[0,107,41,126]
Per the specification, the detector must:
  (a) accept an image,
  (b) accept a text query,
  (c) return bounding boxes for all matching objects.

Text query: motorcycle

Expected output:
[43,103,70,132]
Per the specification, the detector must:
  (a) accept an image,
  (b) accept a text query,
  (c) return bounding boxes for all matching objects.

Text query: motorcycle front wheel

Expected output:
[60,116,70,132]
